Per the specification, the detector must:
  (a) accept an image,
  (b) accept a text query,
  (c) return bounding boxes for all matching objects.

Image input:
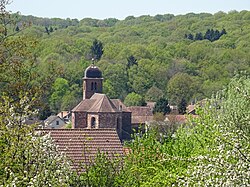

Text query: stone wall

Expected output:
[72,112,87,128]
[121,112,132,140]
[99,112,120,128]
[83,78,103,99]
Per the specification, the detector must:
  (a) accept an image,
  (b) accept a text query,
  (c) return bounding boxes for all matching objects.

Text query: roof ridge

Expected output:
[102,94,119,112]
[88,94,119,113]
[97,94,105,113]
[71,100,83,111]
[88,94,105,112]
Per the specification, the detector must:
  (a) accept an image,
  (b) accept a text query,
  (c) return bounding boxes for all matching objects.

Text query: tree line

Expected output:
[1,3,250,119]
[185,28,227,42]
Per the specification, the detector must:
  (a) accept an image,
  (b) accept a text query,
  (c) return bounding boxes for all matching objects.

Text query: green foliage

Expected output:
[0,3,73,185]
[177,73,250,186]
[7,10,250,114]
[186,28,227,42]
[49,78,70,113]
[153,112,165,121]
[124,92,146,106]
[145,85,164,102]
[91,39,103,61]
[0,95,72,186]
[177,98,187,114]
[102,62,128,99]
[153,98,171,115]
[70,74,250,186]
[74,152,122,187]
[167,73,194,105]
[126,55,138,69]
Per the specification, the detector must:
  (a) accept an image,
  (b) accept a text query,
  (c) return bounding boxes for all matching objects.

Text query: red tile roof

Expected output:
[111,99,131,112]
[165,115,199,124]
[38,128,123,172]
[89,94,119,112]
[128,106,153,124]
[72,93,127,113]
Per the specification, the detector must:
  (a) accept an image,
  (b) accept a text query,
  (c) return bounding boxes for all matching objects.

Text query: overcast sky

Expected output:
[8,0,250,20]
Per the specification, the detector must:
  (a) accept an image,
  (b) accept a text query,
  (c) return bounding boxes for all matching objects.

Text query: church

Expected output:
[71,64,132,141]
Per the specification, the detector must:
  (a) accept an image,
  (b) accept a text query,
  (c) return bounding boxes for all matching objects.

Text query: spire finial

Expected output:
[91,58,95,65]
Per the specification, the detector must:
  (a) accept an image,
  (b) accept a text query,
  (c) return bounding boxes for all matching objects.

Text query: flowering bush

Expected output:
[0,96,72,186]
[177,73,250,186]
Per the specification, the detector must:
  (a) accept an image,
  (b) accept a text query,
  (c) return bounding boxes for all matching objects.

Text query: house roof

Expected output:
[57,111,71,119]
[146,102,156,110]
[187,105,195,114]
[39,128,123,171]
[44,115,64,125]
[111,99,131,112]
[72,93,129,113]
[128,106,153,124]
[165,115,198,124]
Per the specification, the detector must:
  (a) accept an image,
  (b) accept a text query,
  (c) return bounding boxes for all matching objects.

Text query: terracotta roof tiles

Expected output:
[72,93,124,113]
[128,106,153,124]
[88,94,119,113]
[38,128,123,171]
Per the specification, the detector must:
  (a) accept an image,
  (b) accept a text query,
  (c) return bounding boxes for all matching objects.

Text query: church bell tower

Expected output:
[83,64,103,99]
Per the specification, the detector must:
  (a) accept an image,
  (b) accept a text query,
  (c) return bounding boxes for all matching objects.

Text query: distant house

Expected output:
[146,101,155,111]
[186,99,208,115]
[44,115,66,129]
[187,104,196,115]
[39,128,124,172]
[57,111,71,123]
[128,106,153,132]
[169,105,178,114]
[165,115,187,125]
[165,114,198,125]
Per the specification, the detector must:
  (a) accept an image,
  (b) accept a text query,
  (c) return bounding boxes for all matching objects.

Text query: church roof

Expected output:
[38,128,123,171]
[72,93,127,113]
[88,94,119,113]
[72,99,96,112]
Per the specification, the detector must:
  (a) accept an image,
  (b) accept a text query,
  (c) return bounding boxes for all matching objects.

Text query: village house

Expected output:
[57,110,71,123]
[43,115,66,129]
[127,106,153,132]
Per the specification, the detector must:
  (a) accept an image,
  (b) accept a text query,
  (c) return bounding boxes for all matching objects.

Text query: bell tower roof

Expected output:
[84,64,102,78]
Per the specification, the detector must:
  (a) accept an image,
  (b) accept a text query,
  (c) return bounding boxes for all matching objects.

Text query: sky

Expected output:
[8,0,250,20]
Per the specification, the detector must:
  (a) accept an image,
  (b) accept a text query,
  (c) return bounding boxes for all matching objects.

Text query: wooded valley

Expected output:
[3,10,250,117]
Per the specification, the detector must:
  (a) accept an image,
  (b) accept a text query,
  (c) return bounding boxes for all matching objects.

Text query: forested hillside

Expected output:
[10,11,250,117]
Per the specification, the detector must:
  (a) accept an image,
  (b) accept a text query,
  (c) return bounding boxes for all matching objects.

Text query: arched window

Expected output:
[91,82,94,90]
[94,82,97,90]
[91,117,96,128]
